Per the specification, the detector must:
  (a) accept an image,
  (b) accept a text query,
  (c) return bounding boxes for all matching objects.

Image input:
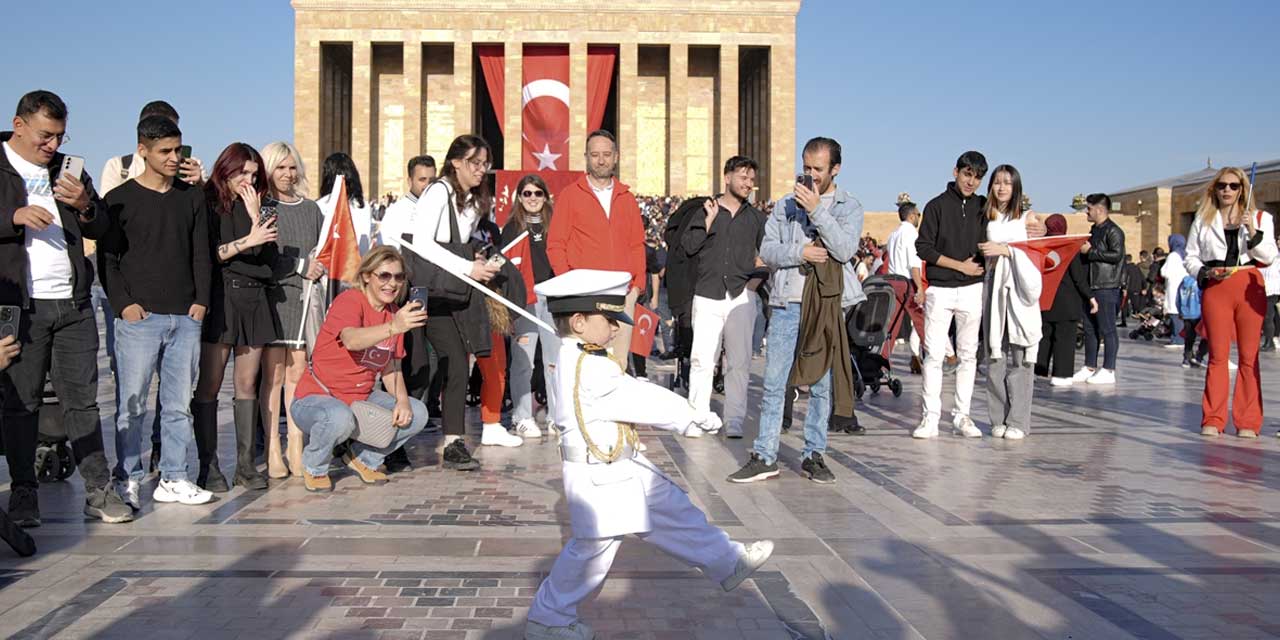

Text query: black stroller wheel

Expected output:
[534,390,547,406]
[889,379,903,397]
[55,443,75,480]
[869,381,881,395]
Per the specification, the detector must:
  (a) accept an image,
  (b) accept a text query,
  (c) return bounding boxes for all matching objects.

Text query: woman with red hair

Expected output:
[1183,167,1278,437]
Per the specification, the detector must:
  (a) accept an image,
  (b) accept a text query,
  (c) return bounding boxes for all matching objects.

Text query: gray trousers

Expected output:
[986,344,1034,433]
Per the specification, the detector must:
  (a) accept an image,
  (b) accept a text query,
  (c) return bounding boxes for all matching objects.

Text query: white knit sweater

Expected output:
[983,213,1043,358]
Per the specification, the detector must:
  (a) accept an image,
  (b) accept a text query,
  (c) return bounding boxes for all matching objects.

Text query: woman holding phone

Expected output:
[500,174,557,439]
[258,142,326,478]
[1183,167,1278,438]
[193,143,282,492]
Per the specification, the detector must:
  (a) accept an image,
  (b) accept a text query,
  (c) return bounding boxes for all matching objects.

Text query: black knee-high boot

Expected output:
[193,401,229,493]
[232,399,268,490]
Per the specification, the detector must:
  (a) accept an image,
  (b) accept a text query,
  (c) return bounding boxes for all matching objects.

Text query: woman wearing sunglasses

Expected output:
[290,246,428,492]
[1184,167,1278,438]
[500,175,557,439]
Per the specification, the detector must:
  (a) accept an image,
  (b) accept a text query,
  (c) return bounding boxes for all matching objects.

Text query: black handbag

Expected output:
[402,181,472,306]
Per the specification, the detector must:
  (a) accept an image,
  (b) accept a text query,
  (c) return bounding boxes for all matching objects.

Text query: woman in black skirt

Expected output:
[193,143,282,492]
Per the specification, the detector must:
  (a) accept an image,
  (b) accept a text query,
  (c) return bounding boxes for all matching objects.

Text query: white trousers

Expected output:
[688,291,755,429]
[921,283,983,428]
[527,473,744,627]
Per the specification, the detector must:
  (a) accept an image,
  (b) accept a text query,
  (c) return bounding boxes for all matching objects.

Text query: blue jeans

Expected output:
[113,313,202,482]
[291,390,427,475]
[1168,313,1184,346]
[510,298,558,424]
[92,285,115,374]
[1082,288,1120,370]
[752,303,829,465]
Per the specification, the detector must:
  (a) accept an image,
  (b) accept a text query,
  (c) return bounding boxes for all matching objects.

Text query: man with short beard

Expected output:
[682,156,766,439]
[547,130,645,370]
[379,154,435,251]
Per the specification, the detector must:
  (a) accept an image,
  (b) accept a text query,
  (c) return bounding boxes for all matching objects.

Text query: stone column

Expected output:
[718,43,739,177]
[295,38,321,190]
[403,40,422,168]
[352,39,372,197]
[668,43,688,196]
[768,41,796,202]
[453,39,473,144]
[568,41,588,171]
[618,42,639,185]
[503,42,523,170]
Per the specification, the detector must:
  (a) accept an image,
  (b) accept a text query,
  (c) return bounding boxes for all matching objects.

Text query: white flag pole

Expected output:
[399,238,556,334]
[500,230,529,255]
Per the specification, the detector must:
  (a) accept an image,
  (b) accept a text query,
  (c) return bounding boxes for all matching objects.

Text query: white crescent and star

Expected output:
[522,79,570,170]
[1044,250,1062,271]
[636,313,654,337]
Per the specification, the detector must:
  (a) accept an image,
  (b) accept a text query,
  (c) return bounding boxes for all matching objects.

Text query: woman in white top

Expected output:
[1183,166,1278,438]
[976,165,1042,440]
[1160,234,1189,351]
[315,153,375,255]
[405,135,503,470]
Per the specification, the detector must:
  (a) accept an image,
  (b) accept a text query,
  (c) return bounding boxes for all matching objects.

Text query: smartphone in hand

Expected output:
[0,306,20,340]
[408,286,429,309]
[796,174,814,191]
[59,155,84,183]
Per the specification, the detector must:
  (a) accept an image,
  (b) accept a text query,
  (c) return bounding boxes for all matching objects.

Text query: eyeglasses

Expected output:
[520,190,545,198]
[466,157,491,172]
[21,119,68,146]
[1216,181,1243,192]
[372,271,406,283]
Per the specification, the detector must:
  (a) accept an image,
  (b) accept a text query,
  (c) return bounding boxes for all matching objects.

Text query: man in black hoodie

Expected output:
[913,151,988,439]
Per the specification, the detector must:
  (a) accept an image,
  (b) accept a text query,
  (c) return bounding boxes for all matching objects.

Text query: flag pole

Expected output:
[398,238,556,334]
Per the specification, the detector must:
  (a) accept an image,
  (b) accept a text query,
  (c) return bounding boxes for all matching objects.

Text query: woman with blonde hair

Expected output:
[1183,167,1278,438]
[259,141,326,477]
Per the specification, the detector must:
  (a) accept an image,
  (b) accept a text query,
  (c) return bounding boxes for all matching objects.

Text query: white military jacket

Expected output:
[550,338,700,538]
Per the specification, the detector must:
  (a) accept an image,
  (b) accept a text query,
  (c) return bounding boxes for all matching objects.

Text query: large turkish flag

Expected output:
[522,45,571,171]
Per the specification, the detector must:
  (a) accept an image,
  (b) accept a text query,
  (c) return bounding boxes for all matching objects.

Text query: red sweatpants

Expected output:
[477,333,507,424]
[1200,268,1266,432]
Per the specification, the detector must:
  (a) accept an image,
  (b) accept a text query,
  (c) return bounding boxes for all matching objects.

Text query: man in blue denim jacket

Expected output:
[728,137,864,485]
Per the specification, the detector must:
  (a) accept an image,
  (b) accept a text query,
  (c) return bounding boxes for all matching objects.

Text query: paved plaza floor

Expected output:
[1,330,1279,639]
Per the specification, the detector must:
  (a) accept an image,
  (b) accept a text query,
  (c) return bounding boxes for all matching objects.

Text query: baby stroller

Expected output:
[34,382,76,483]
[847,274,908,398]
[1128,303,1169,342]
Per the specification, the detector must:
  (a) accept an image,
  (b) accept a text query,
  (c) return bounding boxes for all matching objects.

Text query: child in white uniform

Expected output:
[525,269,774,640]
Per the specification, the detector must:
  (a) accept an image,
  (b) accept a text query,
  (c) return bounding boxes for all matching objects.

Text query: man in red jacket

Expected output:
[548,130,646,369]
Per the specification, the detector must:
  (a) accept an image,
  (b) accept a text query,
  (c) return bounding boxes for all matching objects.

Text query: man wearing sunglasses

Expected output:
[1072,192,1126,386]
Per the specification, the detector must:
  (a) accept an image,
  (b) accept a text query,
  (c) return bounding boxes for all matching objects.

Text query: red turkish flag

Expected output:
[522,45,570,171]
[493,169,583,227]
[1008,235,1090,311]
[630,304,660,357]
[315,176,362,284]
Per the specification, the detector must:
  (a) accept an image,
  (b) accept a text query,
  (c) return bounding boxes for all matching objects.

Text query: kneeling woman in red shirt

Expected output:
[291,246,429,491]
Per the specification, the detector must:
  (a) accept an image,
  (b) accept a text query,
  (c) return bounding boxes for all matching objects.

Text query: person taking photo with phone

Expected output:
[0,90,134,526]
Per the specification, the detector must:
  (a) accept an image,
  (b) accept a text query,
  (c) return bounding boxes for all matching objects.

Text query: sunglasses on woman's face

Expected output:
[372,271,406,283]
[1216,181,1242,192]
[521,190,545,198]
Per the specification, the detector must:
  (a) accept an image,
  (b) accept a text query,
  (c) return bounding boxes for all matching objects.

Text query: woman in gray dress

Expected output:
[259,142,325,477]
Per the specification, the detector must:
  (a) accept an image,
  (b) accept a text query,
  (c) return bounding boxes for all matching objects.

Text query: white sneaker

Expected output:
[115,479,141,511]
[684,424,704,438]
[1071,367,1096,382]
[721,540,774,592]
[153,479,213,505]
[1163,343,1183,349]
[480,423,523,447]
[724,422,744,439]
[990,424,1007,438]
[952,415,982,438]
[514,418,542,439]
[912,421,939,439]
[1050,377,1074,387]
[1086,369,1116,385]
[1003,427,1026,440]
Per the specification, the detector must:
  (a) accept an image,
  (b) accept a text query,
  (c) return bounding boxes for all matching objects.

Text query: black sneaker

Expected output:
[384,447,412,473]
[442,440,480,471]
[727,454,780,483]
[801,453,835,484]
[9,486,40,528]
[0,508,35,557]
[84,486,135,524]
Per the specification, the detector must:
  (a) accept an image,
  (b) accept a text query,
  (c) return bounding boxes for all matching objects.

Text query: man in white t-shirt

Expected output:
[379,154,436,250]
[885,201,931,373]
[0,90,134,526]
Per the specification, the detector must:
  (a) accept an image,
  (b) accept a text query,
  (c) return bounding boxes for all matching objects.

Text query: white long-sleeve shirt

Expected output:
[377,193,418,250]
[1160,252,1188,314]
[407,180,480,277]
[885,220,921,279]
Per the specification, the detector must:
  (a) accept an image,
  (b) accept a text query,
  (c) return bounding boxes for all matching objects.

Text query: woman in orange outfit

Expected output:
[1183,167,1278,438]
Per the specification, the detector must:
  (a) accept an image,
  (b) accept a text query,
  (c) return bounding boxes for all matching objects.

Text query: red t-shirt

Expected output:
[295,289,406,404]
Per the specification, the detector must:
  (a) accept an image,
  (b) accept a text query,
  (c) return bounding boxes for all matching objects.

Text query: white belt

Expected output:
[559,444,638,465]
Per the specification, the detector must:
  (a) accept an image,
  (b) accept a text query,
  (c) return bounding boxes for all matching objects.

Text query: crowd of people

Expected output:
[1,87,1276,533]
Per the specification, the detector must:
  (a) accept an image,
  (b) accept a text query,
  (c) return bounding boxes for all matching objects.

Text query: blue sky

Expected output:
[3,0,1276,214]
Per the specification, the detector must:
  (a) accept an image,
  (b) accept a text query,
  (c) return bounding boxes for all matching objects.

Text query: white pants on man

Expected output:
[921,283,983,428]
[688,290,755,431]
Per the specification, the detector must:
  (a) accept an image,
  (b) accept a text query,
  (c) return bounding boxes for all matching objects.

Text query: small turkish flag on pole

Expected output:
[630,304,660,357]
[315,175,362,284]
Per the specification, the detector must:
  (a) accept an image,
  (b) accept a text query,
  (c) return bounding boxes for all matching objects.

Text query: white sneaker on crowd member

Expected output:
[115,479,141,511]
[1086,369,1116,385]
[952,415,982,438]
[683,424,704,438]
[1238,429,1258,439]
[1071,367,1096,383]
[153,479,214,505]
[912,420,939,439]
[725,422,744,439]
[1200,426,1219,437]
[514,418,542,439]
[1163,343,1182,350]
[990,424,1008,438]
[1003,427,1026,440]
[720,540,775,592]
[480,423,523,447]
[1050,377,1074,387]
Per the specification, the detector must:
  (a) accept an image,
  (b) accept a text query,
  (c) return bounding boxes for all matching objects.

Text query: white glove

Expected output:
[685,412,722,436]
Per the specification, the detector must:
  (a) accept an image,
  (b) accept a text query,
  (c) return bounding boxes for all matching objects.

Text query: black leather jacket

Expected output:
[1084,218,1125,290]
